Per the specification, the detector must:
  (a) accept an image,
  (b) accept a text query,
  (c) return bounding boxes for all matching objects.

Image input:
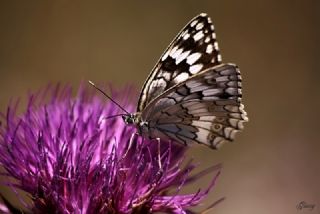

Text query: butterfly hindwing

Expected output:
[141,64,248,149]
[137,13,222,112]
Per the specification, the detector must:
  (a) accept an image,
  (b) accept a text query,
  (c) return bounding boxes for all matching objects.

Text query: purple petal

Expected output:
[0,84,222,213]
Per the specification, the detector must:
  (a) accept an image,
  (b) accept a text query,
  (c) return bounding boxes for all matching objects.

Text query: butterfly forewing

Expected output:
[140,64,248,149]
[137,13,222,112]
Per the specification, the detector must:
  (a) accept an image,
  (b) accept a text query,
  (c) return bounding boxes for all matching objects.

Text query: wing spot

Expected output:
[207,134,224,148]
[192,120,212,129]
[196,128,210,143]
[215,138,226,148]
[193,31,204,42]
[189,64,203,74]
[203,88,222,96]
[213,124,222,132]
[176,50,191,64]
[190,20,198,27]
[238,121,244,129]
[170,48,184,59]
[217,54,222,62]
[183,33,190,40]
[230,113,242,119]
[199,116,216,121]
[229,130,238,140]
[242,114,249,121]
[162,71,171,81]
[214,41,219,50]
[239,104,245,111]
[223,127,237,139]
[196,22,204,30]
[169,46,179,58]
[186,52,202,65]
[225,105,240,113]
[151,78,167,89]
[174,72,189,82]
[228,119,239,128]
[206,44,213,54]
[225,88,238,96]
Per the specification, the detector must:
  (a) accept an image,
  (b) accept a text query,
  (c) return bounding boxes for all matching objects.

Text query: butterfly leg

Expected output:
[122,132,139,159]
[156,137,162,171]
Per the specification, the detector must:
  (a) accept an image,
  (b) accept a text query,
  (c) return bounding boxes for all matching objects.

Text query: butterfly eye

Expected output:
[122,115,132,124]
[212,124,222,132]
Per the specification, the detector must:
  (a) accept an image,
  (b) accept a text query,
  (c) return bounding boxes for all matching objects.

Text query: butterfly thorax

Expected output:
[122,113,149,135]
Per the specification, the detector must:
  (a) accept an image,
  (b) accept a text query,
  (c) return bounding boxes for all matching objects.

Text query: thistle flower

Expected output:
[0,84,222,214]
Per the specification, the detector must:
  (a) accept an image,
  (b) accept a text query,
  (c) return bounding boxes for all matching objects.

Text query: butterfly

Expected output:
[91,13,248,149]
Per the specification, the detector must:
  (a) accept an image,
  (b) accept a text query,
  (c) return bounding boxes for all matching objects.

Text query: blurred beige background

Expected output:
[0,1,319,213]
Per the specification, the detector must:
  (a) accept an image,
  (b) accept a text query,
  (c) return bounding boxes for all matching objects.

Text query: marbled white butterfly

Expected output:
[91,13,248,149]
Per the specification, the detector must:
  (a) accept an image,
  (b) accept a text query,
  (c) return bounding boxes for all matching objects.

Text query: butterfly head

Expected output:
[122,113,149,134]
[122,114,136,125]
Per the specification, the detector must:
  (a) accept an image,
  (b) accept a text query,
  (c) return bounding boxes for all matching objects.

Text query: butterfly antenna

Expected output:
[88,81,130,114]
[101,114,126,120]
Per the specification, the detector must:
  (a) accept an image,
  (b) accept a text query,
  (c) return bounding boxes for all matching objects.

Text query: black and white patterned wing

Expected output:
[141,64,248,149]
[137,13,221,112]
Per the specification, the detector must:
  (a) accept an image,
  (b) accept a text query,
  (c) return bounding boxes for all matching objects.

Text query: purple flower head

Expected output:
[0,84,222,214]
